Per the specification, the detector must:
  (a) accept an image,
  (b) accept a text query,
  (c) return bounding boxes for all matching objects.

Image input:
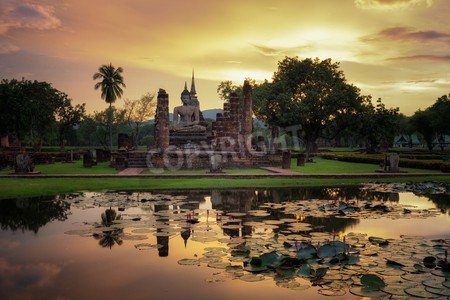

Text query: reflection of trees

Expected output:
[101,208,121,226]
[304,216,360,235]
[94,208,123,249]
[0,196,70,233]
[253,187,399,204]
[95,229,123,249]
[425,194,450,215]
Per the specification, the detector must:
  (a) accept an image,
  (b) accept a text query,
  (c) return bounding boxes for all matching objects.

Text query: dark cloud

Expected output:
[362,27,450,42]
[387,54,450,61]
[0,2,61,34]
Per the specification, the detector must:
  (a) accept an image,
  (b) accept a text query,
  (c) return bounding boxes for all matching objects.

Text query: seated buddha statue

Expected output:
[170,85,206,132]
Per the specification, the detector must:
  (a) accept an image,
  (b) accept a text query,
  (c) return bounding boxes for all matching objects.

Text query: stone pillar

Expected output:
[155,89,169,151]
[242,80,253,154]
[389,153,400,172]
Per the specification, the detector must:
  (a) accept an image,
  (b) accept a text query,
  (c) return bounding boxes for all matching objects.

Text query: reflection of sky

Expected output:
[0,190,448,299]
[396,192,439,209]
[343,192,449,239]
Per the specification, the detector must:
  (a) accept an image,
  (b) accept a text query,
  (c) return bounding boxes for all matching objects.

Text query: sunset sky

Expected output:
[1,0,449,115]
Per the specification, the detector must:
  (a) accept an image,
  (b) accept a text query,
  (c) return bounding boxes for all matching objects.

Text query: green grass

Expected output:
[291,157,442,174]
[0,156,448,199]
[1,176,449,200]
[0,161,118,175]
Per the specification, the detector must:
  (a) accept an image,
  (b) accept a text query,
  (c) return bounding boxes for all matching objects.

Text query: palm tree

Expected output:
[93,63,126,152]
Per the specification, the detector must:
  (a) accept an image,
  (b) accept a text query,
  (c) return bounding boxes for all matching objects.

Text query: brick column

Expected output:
[155,88,169,151]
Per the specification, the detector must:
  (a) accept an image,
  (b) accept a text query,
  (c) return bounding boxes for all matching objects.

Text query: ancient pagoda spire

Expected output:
[190,69,196,96]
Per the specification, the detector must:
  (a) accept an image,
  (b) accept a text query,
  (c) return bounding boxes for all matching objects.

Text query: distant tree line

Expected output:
[218,56,450,156]
[0,78,156,151]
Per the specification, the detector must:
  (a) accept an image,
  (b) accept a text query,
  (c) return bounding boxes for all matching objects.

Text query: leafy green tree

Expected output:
[93,63,126,151]
[77,117,98,147]
[56,97,86,149]
[410,109,435,150]
[430,94,450,150]
[123,92,155,146]
[91,106,127,150]
[359,98,400,153]
[0,78,79,150]
[252,57,363,159]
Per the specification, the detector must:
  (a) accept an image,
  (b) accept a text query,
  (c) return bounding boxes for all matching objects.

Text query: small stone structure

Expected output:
[15,153,34,173]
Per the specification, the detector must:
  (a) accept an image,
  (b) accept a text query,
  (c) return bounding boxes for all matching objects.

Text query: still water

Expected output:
[0,185,449,299]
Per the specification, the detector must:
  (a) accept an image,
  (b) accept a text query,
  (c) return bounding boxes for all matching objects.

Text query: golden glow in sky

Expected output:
[0,0,449,115]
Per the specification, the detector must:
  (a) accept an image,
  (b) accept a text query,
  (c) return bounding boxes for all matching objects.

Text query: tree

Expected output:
[410,109,435,150]
[252,57,363,159]
[430,94,450,150]
[217,78,256,102]
[123,92,155,146]
[93,63,126,152]
[359,98,400,153]
[55,97,86,149]
[91,107,127,150]
[0,78,77,150]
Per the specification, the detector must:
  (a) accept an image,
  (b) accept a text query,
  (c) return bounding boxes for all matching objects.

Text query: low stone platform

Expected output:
[117,168,145,176]
[261,167,300,175]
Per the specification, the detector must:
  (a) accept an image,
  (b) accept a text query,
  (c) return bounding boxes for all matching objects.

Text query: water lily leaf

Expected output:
[178,258,200,266]
[258,250,286,269]
[350,286,388,298]
[368,236,389,246]
[424,286,450,297]
[423,256,437,268]
[404,287,441,298]
[318,288,346,296]
[296,243,317,260]
[360,274,386,289]
[296,264,312,277]
[413,263,426,272]
[312,267,328,279]
[317,244,337,259]
[239,274,265,282]
[385,259,405,267]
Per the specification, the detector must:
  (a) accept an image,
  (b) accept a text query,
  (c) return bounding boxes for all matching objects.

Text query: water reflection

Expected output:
[0,196,70,233]
[0,185,449,299]
[93,208,123,249]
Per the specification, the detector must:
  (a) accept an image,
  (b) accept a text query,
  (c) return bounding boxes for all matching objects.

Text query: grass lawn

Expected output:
[1,175,449,200]
[0,157,448,199]
[0,160,118,175]
[291,157,442,174]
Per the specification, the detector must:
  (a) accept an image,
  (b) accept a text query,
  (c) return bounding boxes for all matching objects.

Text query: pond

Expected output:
[0,183,449,299]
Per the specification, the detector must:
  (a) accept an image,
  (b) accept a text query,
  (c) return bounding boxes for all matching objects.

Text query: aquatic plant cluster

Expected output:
[64,187,449,298]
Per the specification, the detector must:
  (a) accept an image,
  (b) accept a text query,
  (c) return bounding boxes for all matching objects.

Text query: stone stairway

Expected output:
[126,152,148,168]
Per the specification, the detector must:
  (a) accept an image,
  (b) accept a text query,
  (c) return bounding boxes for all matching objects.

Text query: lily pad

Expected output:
[360,274,386,289]
[404,287,441,298]
[178,258,200,266]
[239,274,265,282]
[296,243,317,260]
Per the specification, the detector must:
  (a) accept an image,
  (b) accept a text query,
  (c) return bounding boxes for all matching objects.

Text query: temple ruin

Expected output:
[120,74,283,170]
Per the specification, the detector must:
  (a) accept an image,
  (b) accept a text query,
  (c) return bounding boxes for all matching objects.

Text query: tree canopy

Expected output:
[0,78,84,150]
[252,57,365,156]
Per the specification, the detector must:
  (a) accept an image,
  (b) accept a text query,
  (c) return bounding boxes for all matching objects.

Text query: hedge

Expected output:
[319,153,450,172]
